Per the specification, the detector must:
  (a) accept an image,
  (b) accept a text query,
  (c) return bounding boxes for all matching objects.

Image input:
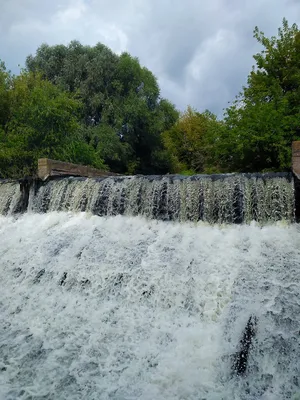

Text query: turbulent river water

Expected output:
[0,212,299,400]
[0,174,299,399]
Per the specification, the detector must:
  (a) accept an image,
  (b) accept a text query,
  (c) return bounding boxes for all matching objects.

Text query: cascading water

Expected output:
[0,181,25,215]
[0,173,299,399]
[0,173,295,223]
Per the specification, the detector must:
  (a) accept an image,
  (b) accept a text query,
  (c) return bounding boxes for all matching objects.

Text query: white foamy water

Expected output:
[0,213,299,399]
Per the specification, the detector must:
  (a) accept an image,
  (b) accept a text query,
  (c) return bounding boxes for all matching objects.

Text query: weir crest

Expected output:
[0,172,295,224]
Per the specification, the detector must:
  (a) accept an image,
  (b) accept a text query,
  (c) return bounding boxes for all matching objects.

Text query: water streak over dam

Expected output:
[0,172,295,223]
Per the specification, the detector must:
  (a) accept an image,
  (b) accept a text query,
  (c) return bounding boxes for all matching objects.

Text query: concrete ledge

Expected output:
[38,158,118,180]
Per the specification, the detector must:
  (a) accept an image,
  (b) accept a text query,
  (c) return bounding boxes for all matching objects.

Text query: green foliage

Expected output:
[222,18,300,172]
[26,42,179,174]
[0,62,11,128]
[0,69,104,178]
[1,19,300,179]
[8,72,80,154]
[163,106,225,173]
[162,19,300,175]
[179,169,198,176]
[79,124,132,172]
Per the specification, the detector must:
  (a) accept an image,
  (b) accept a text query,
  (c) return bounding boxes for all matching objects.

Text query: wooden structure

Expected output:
[38,158,119,180]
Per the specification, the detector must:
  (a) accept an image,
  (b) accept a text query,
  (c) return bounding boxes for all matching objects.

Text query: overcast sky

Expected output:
[1,0,300,116]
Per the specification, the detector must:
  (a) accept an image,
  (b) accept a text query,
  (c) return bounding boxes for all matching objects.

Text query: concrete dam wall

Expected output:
[1,141,300,223]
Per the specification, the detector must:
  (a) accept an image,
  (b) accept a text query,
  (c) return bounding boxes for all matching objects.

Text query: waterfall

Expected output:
[0,180,23,215]
[0,173,295,223]
[0,173,299,399]
[0,213,299,399]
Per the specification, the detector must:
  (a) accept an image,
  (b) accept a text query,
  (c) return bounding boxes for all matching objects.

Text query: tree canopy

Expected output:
[0,18,299,178]
[0,70,101,178]
[222,18,300,172]
[26,42,179,174]
[162,106,225,174]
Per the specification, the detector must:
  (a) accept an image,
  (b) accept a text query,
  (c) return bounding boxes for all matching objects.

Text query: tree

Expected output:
[26,42,179,174]
[223,18,300,172]
[162,106,224,174]
[0,71,104,178]
[26,41,119,125]
[0,61,11,128]
[79,124,132,173]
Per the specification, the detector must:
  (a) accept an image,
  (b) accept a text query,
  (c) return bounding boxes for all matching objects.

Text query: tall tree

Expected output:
[224,18,300,172]
[0,71,103,178]
[162,106,224,174]
[26,42,179,174]
[0,61,11,128]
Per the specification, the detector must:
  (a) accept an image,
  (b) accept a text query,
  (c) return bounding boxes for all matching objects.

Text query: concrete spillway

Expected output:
[0,172,295,224]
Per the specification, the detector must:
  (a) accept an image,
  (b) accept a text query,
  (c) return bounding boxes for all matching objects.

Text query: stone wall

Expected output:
[38,158,119,180]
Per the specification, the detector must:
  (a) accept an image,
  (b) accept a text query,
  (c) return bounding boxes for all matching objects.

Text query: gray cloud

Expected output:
[0,0,299,116]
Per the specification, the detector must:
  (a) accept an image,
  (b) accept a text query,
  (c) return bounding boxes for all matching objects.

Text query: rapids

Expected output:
[0,212,299,399]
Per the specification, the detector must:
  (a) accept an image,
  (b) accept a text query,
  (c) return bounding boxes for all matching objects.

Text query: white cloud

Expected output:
[0,0,299,116]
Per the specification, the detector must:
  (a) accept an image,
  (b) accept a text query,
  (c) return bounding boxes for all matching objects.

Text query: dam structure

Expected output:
[0,172,295,224]
[0,147,300,399]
